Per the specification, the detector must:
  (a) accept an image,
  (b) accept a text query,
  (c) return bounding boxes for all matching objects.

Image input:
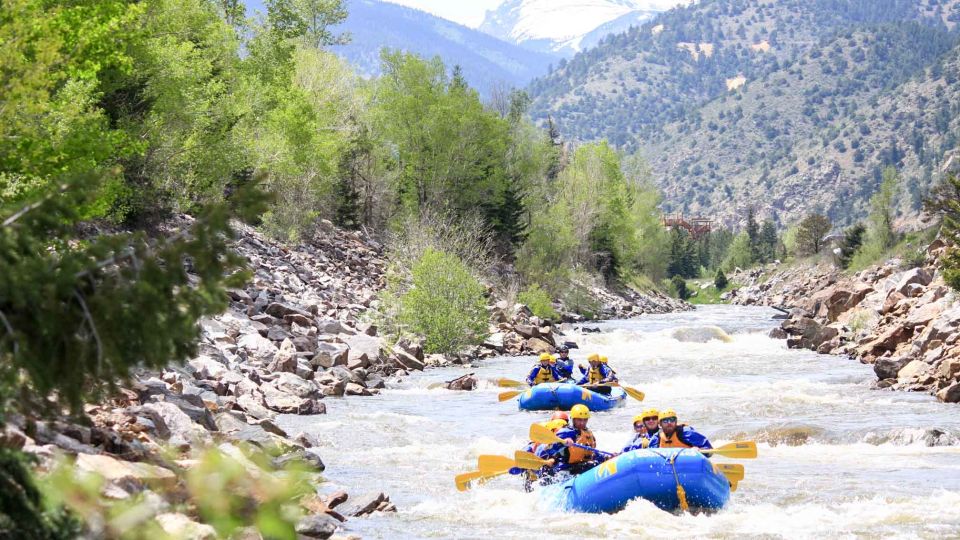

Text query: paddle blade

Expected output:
[622,386,645,401]
[715,463,744,482]
[455,471,485,492]
[496,378,527,388]
[514,450,550,470]
[477,455,515,474]
[702,441,757,459]
[529,423,563,445]
[729,480,738,492]
[498,390,522,402]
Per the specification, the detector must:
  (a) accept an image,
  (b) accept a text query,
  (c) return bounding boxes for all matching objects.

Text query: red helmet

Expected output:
[550,411,569,421]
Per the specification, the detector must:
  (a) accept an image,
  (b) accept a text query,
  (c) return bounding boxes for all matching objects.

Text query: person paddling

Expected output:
[525,352,562,386]
[649,408,713,451]
[576,353,615,386]
[554,345,574,380]
[539,404,606,476]
[621,408,660,452]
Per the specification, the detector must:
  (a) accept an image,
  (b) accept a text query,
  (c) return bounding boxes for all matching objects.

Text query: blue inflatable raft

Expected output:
[548,448,730,513]
[517,383,627,411]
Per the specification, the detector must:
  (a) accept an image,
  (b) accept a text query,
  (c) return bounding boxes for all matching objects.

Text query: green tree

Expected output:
[924,174,960,289]
[795,213,832,256]
[722,232,754,271]
[667,227,698,278]
[398,249,488,354]
[759,220,778,262]
[671,275,690,300]
[714,268,729,290]
[838,223,866,269]
[746,206,760,261]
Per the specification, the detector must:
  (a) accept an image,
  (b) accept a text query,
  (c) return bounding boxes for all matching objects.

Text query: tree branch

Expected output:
[74,290,103,374]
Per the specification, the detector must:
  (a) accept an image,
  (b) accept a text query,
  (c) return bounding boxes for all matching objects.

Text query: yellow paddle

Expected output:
[477,454,516,473]
[496,378,527,388]
[700,441,757,459]
[454,471,486,491]
[528,423,615,457]
[582,382,644,401]
[514,450,552,470]
[714,463,744,482]
[498,390,523,402]
[455,469,511,491]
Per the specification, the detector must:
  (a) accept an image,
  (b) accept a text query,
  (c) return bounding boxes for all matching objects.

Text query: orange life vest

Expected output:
[658,425,693,448]
[586,367,603,384]
[533,366,557,384]
[567,428,597,463]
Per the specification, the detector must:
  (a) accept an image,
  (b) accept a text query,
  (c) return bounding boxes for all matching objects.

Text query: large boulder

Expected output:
[271,372,320,399]
[524,337,553,354]
[155,513,216,540]
[936,381,960,403]
[141,402,213,447]
[76,453,176,489]
[783,317,838,350]
[295,515,339,539]
[937,356,960,382]
[311,342,349,369]
[895,267,933,296]
[905,301,945,329]
[861,325,913,356]
[265,302,313,321]
[874,356,911,380]
[392,349,425,371]
[267,338,298,373]
[187,355,229,381]
[897,359,931,382]
[344,333,382,365]
[237,332,278,362]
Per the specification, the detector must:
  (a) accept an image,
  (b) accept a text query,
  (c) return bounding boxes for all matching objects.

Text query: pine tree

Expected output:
[745,206,760,263]
[795,213,832,256]
[759,220,778,262]
[714,268,728,290]
[839,223,866,269]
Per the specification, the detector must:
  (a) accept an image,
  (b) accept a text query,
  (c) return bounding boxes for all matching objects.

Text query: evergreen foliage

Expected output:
[671,275,689,300]
[0,449,80,539]
[839,223,866,269]
[795,213,833,256]
[925,174,960,289]
[714,268,729,290]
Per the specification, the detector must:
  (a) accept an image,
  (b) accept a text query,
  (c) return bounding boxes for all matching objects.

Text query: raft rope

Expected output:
[658,450,690,513]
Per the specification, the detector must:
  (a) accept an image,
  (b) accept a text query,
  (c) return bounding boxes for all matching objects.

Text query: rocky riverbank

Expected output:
[727,241,960,404]
[2,218,688,538]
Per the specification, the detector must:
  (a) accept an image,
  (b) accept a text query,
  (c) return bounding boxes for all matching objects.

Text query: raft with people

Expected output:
[517,381,627,411]
[462,404,757,514]
[551,448,731,513]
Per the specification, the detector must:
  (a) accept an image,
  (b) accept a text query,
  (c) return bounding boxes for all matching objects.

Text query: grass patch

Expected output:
[686,281,740,304]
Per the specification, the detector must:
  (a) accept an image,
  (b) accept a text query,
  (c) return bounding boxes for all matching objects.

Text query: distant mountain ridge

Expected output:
[527,0,960,226]
[241,0,560,96]
[478,0,678,55]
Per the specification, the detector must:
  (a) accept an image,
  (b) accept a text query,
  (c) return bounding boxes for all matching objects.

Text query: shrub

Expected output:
[671,275,690,300]
[714,268,729,290]
[518,284,559,320]
[397,249,488,354]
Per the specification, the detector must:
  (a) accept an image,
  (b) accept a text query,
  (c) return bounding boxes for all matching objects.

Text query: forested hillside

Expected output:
[527,0,960,225]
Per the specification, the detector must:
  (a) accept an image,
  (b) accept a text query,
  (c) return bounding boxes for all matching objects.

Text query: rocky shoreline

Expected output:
[728,241,960,404]
[1,218,689,538]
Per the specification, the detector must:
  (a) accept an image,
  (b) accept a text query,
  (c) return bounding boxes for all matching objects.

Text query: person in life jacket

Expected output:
[621,408,660,453]
[511,412,570,490]
[576,353,615,386]
[539,404,606,476]
[525,352,562,386]
[648,408,713,451]
[554,345,574,380]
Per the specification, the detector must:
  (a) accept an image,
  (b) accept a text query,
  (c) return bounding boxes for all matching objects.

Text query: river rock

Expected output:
[268,338,298,373]
[312,342,349,369]
[524,337,553,354]
[861,325,912,356]
[482,332,505,352]
[937,381,960,403]
[895,268,933,295]
[76,453,176,489]
[937,356,960,382]
[906,302,944,328]
[898,359,930,380]
[236,393,275,421]
[188,355,230,380]
[215,411,278,448]
[341,492,388,517]
[141,401,212,447]
[445,374,477,391]
[295,515,339,539]
[272,372,320,399]
[155,513,216,540]
[238,332,278,362]
[392,349,424,371]
[265,302,313,321]
[874,356,911,380]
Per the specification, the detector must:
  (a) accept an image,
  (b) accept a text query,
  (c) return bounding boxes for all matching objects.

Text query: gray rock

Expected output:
[295,515,338,539]
[344,382,371,396]
[265,302,313,321]
[937,381,960,403]
[311,342,349,369]
[273,448,325,472]
[272,372,320,399]
[365,374,386,389]
[142,402,212,446]
[235,394,275,421]
[895,267,933,295]
[315,319,346,335]
[874,357,911,380]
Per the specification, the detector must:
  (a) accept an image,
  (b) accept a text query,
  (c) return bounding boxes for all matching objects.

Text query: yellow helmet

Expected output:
[632,414,645,425]
[641,408,659,420]
[570,404,591,419]
[544,419,567,431]
[659,408,677,421]
[539,352,553,362]
[600,356,609,364]
[587,353,601,363]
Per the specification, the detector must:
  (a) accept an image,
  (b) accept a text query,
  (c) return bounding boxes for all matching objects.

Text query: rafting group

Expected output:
[456,349,759,514]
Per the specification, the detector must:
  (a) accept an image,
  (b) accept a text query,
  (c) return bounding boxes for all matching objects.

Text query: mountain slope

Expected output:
[646,23,960,226]
[243,0,559,95]
[527,0,960,226]
[479,0,676,56]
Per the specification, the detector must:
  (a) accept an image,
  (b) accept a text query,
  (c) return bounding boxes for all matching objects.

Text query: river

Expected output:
[279,305,960,539]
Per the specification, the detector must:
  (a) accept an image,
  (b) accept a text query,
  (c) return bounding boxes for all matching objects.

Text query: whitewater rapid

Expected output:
[279,305,960,539]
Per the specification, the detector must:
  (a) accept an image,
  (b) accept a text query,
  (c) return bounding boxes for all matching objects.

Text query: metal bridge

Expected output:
[661,213,713,239]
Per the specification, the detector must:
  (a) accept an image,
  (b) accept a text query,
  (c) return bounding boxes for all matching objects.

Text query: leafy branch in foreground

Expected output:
[0,174,269,414]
